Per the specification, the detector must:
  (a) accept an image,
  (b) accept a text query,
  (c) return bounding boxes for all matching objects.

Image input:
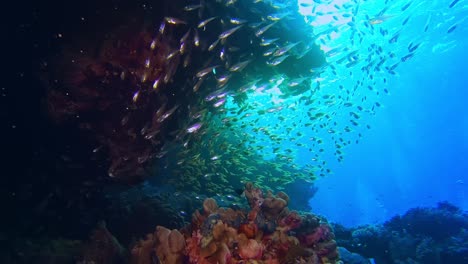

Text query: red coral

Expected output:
[302,224,332,246]
[279,211,302,231]
[238,222,258,239]
[186,230,209,264]
[237,234,263,260]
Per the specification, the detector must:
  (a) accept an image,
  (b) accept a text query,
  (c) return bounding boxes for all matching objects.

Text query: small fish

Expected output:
[229,59,252,72]
[248,21,264,29]
[132,90,140,102]
[194,29,200,46]
[447,24,457,33]
[401,53,414,62]
[166,50,179,60]
[184,4,202,11]
[389,30,401,43]
[153,78,161,89]
[369,15,393,25]
[213,98,226,107]
[230,18,247,25]
[408,42,421,52]
[424,15,431,32]
[402,16,410,26]
[267,12,290,21]
[219,47,226,61]
[263,47,276,56]
[198,16,217,28]
[196,65,219,78]
[150,39,157,50]
[255,21,278,37]
[260,37,279,46]
[217,74,231,87]
[273,42,300,56]
[449,0,460,8]
[165,17,186,25]
[267,54,289,66]
[180,29,191,43]
[193,77,205,92]
[219,25,243,40]
[208,38,220,51]
[187,122,202,133]
[179,41,188,54]
[401,1,412,11]
[159,21,166,34]
[157,105,179,123]
[288,77,307,87]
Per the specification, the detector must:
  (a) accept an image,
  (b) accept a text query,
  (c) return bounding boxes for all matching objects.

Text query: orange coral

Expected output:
[203,198,219,215]
[130,226,186,264]
[262,190,289,220]
[131,234,156,264]
[237,233,263,259]
[239,222,258,239]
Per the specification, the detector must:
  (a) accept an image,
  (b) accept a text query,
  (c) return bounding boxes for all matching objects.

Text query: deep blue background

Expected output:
[310,33,468,226]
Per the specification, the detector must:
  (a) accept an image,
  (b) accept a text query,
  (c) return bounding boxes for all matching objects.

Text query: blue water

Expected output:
[310,26,468,226]
[203,0,468,227]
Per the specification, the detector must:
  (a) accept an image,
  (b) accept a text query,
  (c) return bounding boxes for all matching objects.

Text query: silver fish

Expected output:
[273,42,300,57]
[196,65,219,78]
[157,105,179,123]
[229,59,252,72]
[213,98,226,107]
[166,50,180,60]
[267,54,289,66]
[194,29,200,47]
[208,38,220,51]
[263,47,276,56]
[267,12,291,21]
[180,29,191,43]
[132,90,140,102]
[217,74,231,87]
[260,37,279,46]
[255,21,277,37]
[165,17,186,25]
[152,78,161,89]
[219,47,226,61]
[198,16,217,28]
[187,123,202,133]
[159,21,166,34]
[230,18,247,25]
[184,4,202,11]
[193,77,205,92]
[219,25,243,40]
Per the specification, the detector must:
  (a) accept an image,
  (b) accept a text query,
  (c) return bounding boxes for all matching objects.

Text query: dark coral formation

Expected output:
[333,202,468,264]
[40,0,325,185]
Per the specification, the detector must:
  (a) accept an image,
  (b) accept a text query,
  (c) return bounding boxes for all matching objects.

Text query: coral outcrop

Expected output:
[131,182,340,264]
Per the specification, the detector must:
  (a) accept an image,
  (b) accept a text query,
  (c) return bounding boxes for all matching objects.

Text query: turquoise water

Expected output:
[220,0,468,226]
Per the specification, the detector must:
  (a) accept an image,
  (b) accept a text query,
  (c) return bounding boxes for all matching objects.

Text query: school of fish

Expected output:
[125,0,465,197]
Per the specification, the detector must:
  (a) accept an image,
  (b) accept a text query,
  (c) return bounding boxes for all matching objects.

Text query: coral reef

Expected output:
[130,226,186,264]
[337,247,370,264]
[333,201,468,264]
[131,182,340,264]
